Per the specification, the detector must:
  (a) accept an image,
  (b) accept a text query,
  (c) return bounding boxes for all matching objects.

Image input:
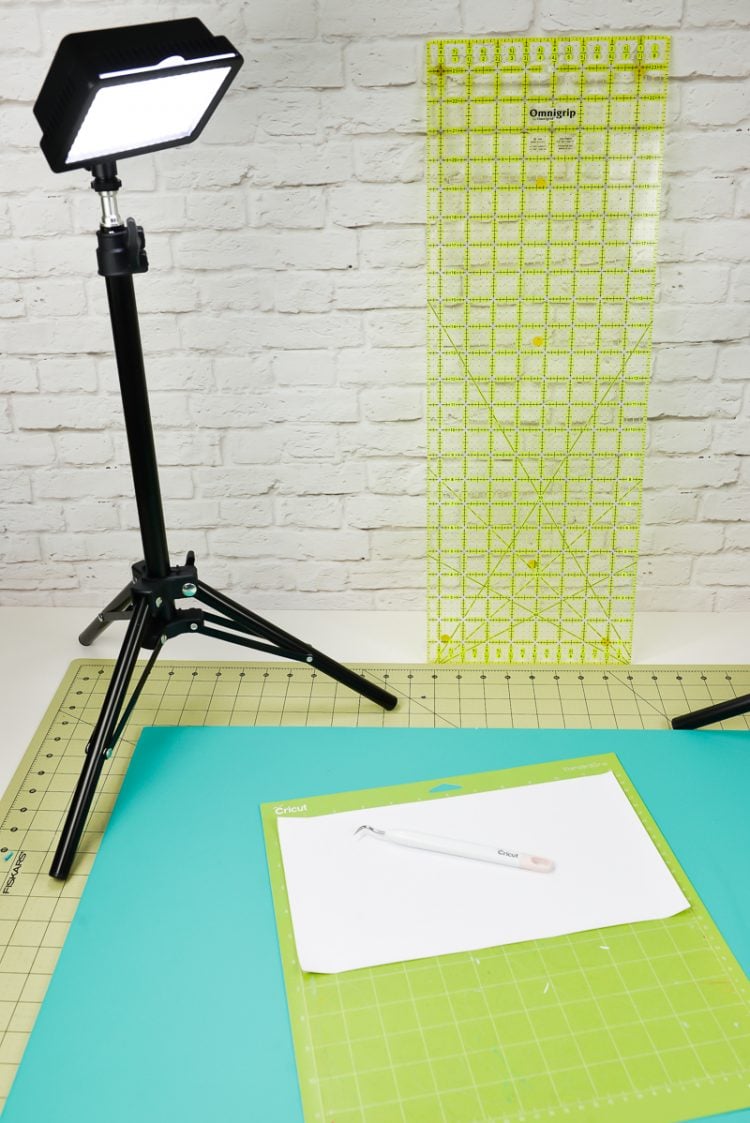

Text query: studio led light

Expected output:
[34,19,243,171]
[33,19,397,881]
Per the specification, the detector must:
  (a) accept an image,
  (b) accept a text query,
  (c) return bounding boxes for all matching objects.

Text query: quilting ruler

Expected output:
[426,36,670,665]
[0,658,748,1112]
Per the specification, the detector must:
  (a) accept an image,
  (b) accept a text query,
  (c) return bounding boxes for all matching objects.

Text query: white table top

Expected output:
[1,607,748,797]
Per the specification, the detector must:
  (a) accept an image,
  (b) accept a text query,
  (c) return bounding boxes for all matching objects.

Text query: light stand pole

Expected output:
[48,162,398,880]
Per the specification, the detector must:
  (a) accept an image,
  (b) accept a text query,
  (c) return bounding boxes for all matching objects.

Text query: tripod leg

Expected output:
[672,692,750,730]
[79,583,134,646]
[50,595,153,880]
[107,644,161,748]
[195,580,398,711]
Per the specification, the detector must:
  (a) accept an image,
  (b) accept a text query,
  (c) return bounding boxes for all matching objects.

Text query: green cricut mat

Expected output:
[427,37,669,665]
[263,742,750,1123]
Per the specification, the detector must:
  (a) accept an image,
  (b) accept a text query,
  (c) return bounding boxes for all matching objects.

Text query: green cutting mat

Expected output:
[0,659,749,1111]
[262,752,750,1123]
[426,36,669,665]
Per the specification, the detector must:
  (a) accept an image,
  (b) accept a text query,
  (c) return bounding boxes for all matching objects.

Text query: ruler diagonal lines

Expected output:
[427,36,668,665]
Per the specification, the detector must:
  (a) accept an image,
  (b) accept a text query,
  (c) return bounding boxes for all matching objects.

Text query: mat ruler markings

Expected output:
[0,660,749,1109]
[427,36,669,665]
[265,754,750,1123]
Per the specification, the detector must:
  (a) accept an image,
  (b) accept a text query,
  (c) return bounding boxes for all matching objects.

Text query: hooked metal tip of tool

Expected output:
[354,824,385,838]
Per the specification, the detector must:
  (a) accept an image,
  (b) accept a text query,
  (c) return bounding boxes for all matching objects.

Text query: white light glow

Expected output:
[65,67,232,165]
[99,53,236,80]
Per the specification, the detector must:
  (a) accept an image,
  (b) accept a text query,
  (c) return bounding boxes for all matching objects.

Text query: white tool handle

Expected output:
[382,828,555,873]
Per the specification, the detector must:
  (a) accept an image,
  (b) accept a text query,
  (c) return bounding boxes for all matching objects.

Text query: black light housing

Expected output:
[34,18,243,172]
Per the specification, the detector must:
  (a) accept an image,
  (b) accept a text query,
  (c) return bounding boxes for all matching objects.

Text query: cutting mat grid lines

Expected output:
[291,926,747,1118]
[264,753,750,1123]
[0,660,749,1113]
[426,36,669,666]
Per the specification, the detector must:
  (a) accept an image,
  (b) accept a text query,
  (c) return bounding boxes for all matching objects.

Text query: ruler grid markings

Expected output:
[427,36,669,666]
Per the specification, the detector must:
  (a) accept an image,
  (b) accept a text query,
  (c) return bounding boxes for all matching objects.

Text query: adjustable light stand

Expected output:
[50,161,398,880]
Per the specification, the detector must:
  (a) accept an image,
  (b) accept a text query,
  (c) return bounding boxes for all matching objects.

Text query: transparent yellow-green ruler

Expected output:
[0,658,748,1110]
[263,753,750,1123]
[426,37,670,665]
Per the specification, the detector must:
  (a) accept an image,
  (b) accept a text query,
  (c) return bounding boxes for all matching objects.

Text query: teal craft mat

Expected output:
[2,726,749,1123]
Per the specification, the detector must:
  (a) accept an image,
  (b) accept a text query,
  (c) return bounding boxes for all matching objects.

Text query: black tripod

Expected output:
[50,162,397,881]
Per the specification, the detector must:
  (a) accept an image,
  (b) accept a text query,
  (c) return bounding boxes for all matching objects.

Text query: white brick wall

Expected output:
[1,0,749,612]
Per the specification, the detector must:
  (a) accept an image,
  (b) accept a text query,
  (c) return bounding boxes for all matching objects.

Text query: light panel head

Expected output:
[34,18,244,173]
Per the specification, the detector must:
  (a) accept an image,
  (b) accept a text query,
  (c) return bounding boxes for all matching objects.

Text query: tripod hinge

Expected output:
[131,560,199,601]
